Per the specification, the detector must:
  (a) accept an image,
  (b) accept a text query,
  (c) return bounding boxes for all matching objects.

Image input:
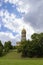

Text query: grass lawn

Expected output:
[0,50,43,65]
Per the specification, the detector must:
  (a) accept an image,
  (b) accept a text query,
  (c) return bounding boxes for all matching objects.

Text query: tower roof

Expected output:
[22,28,26,33]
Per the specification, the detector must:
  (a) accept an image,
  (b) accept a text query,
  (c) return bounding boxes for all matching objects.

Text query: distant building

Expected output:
[16,28,26,46]
[16,42,20,46]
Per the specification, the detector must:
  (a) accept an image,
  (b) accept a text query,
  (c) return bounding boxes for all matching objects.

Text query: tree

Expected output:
[31,33,40,40]
[4,41,12,52]
[17,40,31,57]
[18,33,43,58]
[28,33,43,57]
[0,40,3,56]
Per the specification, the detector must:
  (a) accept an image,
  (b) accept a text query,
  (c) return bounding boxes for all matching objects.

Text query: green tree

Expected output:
[18,40,31,57]
[4,41,12,52]
[0,40,3,56]
[18,33,43,58]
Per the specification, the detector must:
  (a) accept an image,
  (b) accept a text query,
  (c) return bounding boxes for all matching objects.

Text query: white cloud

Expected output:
[17,4,30,14]
[0,32,14,45]
[0,31,21,45]
[0,24,1,28]
[0,0,35,45]
[0,32,15,39]
[0,10,4,17]
[0,0,42,45]
[4,0,8,3]
[4,0,30,14]
[0,0,3,7]
[0,4,2,7]
[0,9,35,44]
[24,0,43,32]
[4,0,18,4]
[16,0,30,14]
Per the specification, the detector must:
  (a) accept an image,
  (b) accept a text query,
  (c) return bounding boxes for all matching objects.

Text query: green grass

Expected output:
[0,50,43,65]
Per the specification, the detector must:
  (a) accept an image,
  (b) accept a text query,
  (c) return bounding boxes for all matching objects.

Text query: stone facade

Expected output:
[16,28,26,46]
[21,28,26,41]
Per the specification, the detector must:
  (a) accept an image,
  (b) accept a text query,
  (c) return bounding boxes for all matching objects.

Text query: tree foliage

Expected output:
[18,33,43,57]
[0,40,3,56]
[4,41,12,52]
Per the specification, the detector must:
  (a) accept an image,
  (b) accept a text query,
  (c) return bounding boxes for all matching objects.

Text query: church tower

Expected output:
[16,28,26,46]
[21,28,26,41]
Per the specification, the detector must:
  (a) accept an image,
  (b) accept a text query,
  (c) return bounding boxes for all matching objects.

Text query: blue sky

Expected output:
[0,0,43,45]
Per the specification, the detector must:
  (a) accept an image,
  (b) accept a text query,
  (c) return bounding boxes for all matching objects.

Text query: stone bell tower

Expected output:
[21,28,26,41]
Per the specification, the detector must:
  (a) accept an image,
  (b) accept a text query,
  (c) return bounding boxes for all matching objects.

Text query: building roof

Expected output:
[22,28,26,33]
